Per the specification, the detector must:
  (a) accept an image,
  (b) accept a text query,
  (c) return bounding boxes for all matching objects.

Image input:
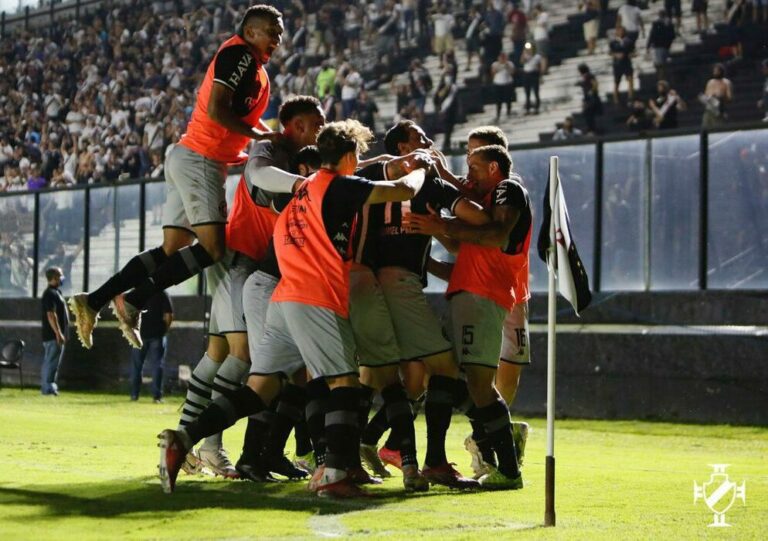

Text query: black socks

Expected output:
[87,246,167,311]
[475,398,520,478]
[324,387,361,472]
[382,383,417,467]
[184,385,265,447]
[424,375,457,467]
[126,243,214,309]
[305,377,330,465]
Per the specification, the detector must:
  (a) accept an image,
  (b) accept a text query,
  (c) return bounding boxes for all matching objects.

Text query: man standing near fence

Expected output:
[41,267,69,396]
[68,4,284,350]
[129,291,173,403]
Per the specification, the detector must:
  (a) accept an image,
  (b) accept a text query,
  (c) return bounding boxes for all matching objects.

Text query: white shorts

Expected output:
[243,270,280,372]
[377,266,452,361]
[251,301,358,378]
[449,291,507,368]
[349,267,401,367]
[162,144,228,232]
[207,251,258,335]
[500,302,530,365]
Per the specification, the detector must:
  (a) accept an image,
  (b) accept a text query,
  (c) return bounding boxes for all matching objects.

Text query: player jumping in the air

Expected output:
[69,4,283,349]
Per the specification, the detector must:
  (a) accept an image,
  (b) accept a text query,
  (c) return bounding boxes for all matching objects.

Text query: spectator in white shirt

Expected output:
[617,0,645,49]
[341,64,363,119]
[532,4,551,74]
[432,5,455,55]
[491,52,516,120]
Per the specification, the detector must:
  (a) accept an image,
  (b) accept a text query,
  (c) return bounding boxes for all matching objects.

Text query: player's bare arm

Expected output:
[404,204,520,248]
[208,83,279,140]
[365,168,427,205]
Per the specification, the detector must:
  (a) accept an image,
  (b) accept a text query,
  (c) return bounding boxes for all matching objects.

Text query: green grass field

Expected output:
[0,390,765,540]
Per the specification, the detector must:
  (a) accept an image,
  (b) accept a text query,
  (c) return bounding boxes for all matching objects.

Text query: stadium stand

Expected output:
[1,0,766,191]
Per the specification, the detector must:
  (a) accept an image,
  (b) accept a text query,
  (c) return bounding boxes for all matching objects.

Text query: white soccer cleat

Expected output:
[68,293,99,349]
[464,435,493,480]
[180,448,203,475]
[111,293,143,349]
[198,447,240,479]
[512,421,530,468]
[359,443,392,478]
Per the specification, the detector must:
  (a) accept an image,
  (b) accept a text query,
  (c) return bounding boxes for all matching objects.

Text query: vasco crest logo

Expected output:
[693,464,746,527]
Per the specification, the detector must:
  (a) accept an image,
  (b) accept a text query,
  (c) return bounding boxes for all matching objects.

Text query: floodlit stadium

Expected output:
[1,0,766,539]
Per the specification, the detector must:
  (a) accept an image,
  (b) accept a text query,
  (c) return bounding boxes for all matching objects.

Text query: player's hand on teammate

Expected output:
[402,203,448,236]
[402,151,434,173]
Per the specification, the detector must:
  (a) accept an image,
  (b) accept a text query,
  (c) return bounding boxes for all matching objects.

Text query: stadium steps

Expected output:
[431,0,728,147]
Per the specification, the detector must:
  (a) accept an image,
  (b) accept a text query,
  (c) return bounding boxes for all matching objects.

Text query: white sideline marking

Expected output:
[307,514,348,538]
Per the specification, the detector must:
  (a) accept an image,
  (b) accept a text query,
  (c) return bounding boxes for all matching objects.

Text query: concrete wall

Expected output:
[1,292,766,425]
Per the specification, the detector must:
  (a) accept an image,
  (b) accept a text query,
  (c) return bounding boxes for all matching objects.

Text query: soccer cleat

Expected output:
[68,293,99,349]
[263,453,309,479]
[110,293,143,349]
[512,422,529,467]
[307,464,326,491]
[347,465,383,485]
[235,457,279,483]
[422,462,480,490]
[293,451,317,474]
[316,476,372,499]
[360,444,392,478]
[180,448,203,475]
[402,465,430,493]
[478,467,524,491]
[157,429,188,494]
[464,435,494,480]
[198,447,240,479]
[378,446,402,471]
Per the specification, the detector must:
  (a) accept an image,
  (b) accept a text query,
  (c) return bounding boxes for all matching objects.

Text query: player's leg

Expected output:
[496,301,531,466]
[350,267,401,480]
[236,269,292,480]
[113,147,229,347]
[158,301,297,493]
[376,267,471,488]
[290,368,315,471]
[198,257,251,478]
[282,302,368,498]
[453,292,522,490]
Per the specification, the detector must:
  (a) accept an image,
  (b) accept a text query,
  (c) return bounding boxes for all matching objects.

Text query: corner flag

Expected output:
[538,157,593,528]
[536,162,592,315]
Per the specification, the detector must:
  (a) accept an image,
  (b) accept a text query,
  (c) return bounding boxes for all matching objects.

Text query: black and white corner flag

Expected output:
[536,165,592,315]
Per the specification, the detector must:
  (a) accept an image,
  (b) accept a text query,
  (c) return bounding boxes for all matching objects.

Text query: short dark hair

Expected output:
[296,145,322,170]
[278,95,322,126]
[317,120,373,166]
[45,267,62,281]
[240,4,282,33]
[469,145,512,178]
[468,126,508,149]
[384,120,416,155]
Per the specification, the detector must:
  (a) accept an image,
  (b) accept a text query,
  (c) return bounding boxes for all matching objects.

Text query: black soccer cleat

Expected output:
[235,457,279,483]
[263,453,310,480]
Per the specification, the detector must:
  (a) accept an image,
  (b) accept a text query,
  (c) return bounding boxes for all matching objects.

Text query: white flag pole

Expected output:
[544,156,558,527]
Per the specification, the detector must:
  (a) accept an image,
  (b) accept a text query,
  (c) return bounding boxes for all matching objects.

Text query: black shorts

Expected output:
[613,61,633,84]
[692,0,708,13]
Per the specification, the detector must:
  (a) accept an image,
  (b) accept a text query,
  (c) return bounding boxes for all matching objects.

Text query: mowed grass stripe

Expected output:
[0,390,765,540]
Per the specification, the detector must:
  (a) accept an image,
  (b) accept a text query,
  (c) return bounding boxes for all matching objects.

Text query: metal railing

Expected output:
[2,123,767,299]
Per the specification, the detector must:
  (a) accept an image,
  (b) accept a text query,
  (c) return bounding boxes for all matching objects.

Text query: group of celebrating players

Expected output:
[66,4,533,498]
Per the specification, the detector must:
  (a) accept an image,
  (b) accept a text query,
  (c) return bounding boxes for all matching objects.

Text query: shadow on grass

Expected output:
[0,477,483,521]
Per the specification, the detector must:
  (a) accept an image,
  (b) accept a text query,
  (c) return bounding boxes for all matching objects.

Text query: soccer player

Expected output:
[69,4,284,349]
[157,120,428,497]
[357,121,488,489]
[461,128,531,477]
[405,145,529,489]
[177,96,325,479]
